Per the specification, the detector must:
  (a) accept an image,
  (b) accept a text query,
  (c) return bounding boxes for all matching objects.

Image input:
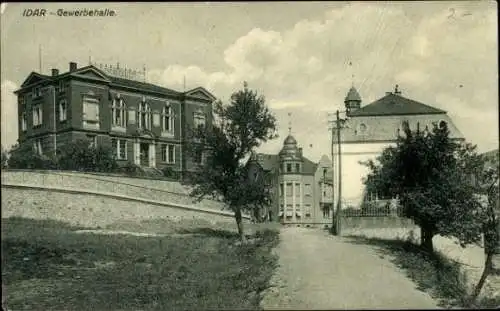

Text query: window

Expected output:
[59,99,67,121]
[112,98,127,128]
[21,112,27,131]
[32,86,42,99]
[286,163,292,172]
[32,105,43,127]
[161,144,176,163]
[304,183,311,197]
[33,139,42,155]
[305,204,311,217]
[193,111,206,129]
[358,123,367,134]
[58,81,66,93]
[295,163,300,172]
[162,103,174,132]
[138,101,151,129]
[323,205,330,218]
[286,183,293,197]
[295,183,300,198]
[279,183,284,197]
[193,149,203,164]
[19,96,25,106]
[439,120,447,129]
[111,139,127,160]
[82,96,100,129]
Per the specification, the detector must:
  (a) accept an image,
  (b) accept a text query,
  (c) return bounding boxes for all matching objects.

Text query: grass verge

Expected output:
[2,217,279,311]
[345,235,500,309]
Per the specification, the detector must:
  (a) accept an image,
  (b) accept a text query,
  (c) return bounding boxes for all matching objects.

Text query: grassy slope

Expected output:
[1,217,279,311]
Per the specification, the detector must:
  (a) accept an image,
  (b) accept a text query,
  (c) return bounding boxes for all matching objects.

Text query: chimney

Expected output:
[51,68,59,76]
[69,62,77,72]
[394,84,402,95]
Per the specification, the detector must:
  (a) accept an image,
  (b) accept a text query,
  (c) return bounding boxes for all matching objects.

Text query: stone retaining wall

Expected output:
[1,186,243,229]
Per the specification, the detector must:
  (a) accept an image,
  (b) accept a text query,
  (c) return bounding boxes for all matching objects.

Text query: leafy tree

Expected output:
[362,121,484,253]
[183,84,277,242]
[467,151,499,305]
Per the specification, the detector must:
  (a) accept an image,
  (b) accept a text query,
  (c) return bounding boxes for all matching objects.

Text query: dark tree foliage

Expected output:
[183,84,277,242]
[362,121,485,253]
[8,139,118,173]
[57,139,118,172]
[8,143,57,170]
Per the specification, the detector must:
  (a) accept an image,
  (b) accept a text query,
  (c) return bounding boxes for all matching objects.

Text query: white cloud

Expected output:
[1,80,18,149]
[112,3,500,158]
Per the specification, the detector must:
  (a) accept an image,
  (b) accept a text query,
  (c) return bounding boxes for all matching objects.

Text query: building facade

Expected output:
[14,62,216,175]
[333,85,465,209]
[247,135,334,225]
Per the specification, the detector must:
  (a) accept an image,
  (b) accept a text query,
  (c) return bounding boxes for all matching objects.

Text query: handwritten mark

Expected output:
[448,8,472,20]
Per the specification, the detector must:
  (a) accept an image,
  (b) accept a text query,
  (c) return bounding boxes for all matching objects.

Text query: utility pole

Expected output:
[335,110,343,236]
[331,120,335,232]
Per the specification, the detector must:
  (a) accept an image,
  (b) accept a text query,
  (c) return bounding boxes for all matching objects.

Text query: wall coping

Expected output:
[1,169,201,198]
[1,182,250,220]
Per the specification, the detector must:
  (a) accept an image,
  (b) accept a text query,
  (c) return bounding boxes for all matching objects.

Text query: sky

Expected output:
[1,1,498,161]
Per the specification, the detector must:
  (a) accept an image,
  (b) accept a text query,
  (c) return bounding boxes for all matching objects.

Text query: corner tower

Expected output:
[344,86,362,116]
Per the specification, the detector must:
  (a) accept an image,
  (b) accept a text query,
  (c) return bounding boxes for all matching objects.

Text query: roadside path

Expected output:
[261,227,439,310]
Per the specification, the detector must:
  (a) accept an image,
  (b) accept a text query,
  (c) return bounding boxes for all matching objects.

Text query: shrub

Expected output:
[161,166,180,180]
[122,161,144,176]
[57,140,118,172]
[93,144,118,172]
[162,166,174,178]
[7,143,56,169]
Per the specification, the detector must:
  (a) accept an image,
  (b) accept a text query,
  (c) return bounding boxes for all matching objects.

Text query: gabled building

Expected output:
[14,61,216,176]
[334,85,465,208]
[247,132,334,225]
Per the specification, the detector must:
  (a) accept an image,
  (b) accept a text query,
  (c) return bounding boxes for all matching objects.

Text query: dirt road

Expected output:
[261,227,439,309]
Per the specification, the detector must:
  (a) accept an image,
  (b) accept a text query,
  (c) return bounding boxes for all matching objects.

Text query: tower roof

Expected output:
[283,134,297,145]
[344,86,362,102]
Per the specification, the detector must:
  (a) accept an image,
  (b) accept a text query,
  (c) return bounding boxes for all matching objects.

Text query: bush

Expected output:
[162,166,174,178]
[121,161,144,176]
[93,144,118,172]
[161,166,180,180]
[7,143,56,170]
[57,140,118,172]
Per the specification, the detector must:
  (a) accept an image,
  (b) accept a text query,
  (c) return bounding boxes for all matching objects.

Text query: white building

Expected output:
[332,85,465,208]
